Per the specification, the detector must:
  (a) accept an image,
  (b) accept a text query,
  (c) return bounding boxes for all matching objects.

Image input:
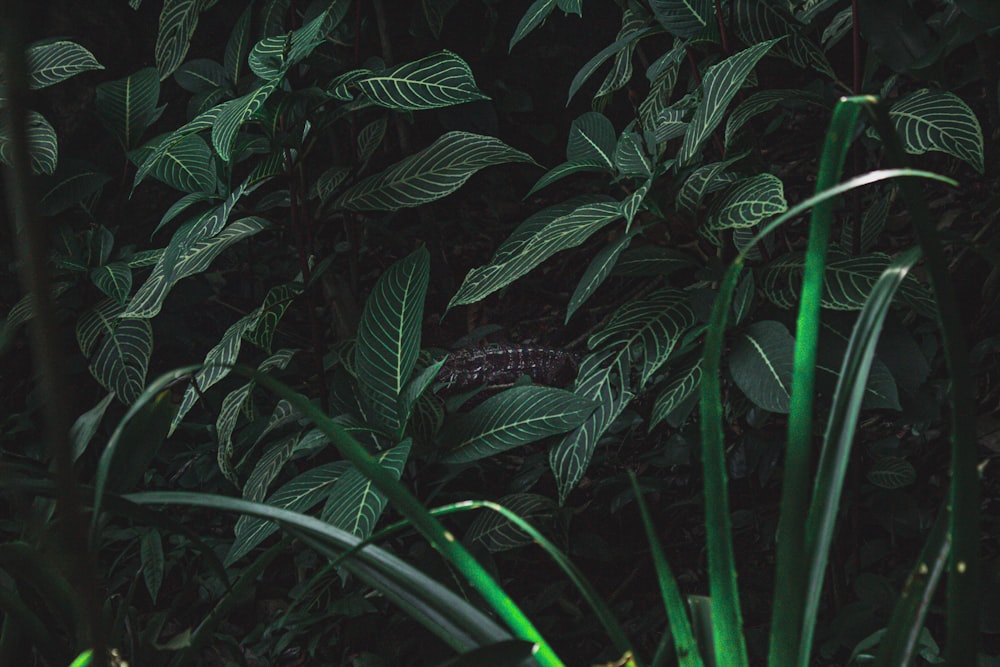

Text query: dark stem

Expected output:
[714,0,729,56]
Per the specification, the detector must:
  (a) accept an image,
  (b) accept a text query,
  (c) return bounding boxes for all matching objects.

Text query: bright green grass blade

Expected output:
[865,101,980,666]
[800,247,924,663]
[69,650,93,667]
[228,369,566,667]
[629,473,704,667]
[769,96,867,667]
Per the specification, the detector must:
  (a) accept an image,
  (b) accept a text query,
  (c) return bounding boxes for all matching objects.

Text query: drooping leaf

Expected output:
[0,111,58,174]
[352,51,489,111]
[448,196,623,308]
[622,180,650,230]
[728,320,794,413]
[566,112,617,170]
[649,359,702,429]
[595,9,654,100]
[156,0,216,80]
[704,173,787,232]
[355,247,430,438]
[677,38,781,165]
[466,494,559,552]
[885,89,984,173]
[567,232,635,323]
[322,440,412,538]
[70,391,116,462]
[87,316,154,405]
[439,386,596,464]
[25,40,103,89]
[227,461,350,565]
[334,132,533,211]
[526,160,610,197]
[649,0,712,38]
[140,529,165,603]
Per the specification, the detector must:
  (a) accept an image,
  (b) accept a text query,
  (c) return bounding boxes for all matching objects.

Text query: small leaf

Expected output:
[140,529,165,603]
[566,112,617,170]
[91,262,133,306]
[133,105,222,189]
[649,359,702,429]
[886,88,984,173]
[25,40,103,89]
[728,320,795,413]
[70,392,116,462]
[614,130,652,178]
[611,246,696,277]
[732,268,755,325]
[866,457,915,489]
[510,0,558,51]
[439,386,595,464]
[244,283,302,353]
[704,173,787,232]
[354,51,489,111]
[566,231,635,323]
[649,0,712,38]
[334,132,534,211]
[466,493,558,552]
[357,117,387,163]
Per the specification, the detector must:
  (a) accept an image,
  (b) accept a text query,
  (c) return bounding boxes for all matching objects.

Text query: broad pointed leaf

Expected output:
[439,386,596,464]
[649,359,702,429]
[729,320,794,413]
[174,58,229,93]
[526,160,609,197]
[88,317,154,405]
[322,440,412,538]
[156,0,213,80]
[705,173,786,231]
[91,262,133,306]
[466,493,559,552]
[510,0,558,51]
[649,0,712,38]
[37,159,111,216]
[566,112,617,169]
[141,133,216,193]
[134,105,222,189]
[567,232,636,325]
[355,247,430,438]
[886,89,984,173]
[733,0,834,78]
[611,246,696,277]
[357,117,388,163]
[675,152,748,214]
[334,132,533,211]
[353,51,488,111]
[212,79,280,161]
[0,111,57,174]
[25,40,103,89]
[224,5,253,84]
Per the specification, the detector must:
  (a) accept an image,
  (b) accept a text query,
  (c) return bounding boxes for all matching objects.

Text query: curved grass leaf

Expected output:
[24,40,102,89]
[440,386,596,464]
[142,133,216,193]
[465,493,558,552]
[438,640,539,667]
[0,110,58,174]
[550,349,633,503]
[125,216,268,319]
[156,0,215,80]
[886,89,984,173]
[96,68,160,150]
[354,51,488,111]
[449,197,622,308]
[90,262,132,306]
[566,111,616,169]
[323,440,412,538]
[566,230,635,323]
[728,319,794,413]
[677,38,781,165]
[334,131,533,211]
[89,317,153,405]
[356,247,429,438]
[509,0,558,51]
[649,0,712,38]
[705,173,787,231]
[649,358,702,430]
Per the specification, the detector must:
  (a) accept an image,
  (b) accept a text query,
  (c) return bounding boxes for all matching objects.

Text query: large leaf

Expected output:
[334,132,533,211]
[352,51,488,111]
[249,4,349,80]
[125,215,269,319]
[96,68,161,150]
[677,38,781,165]
[81,307,154,406]
[25,40,103,89]
[465,493,559,552]
[156,0,216,80]
[588,288,696,387]
[649,0,712,38]
[439,386,596,464]
[322,440,412,538]
[886,89,984,173]
[140,133,216,194]
[449,196,623,308]
[355,247,430,438]
[226,461,350,565]
[566,112,617,170]
[704,173,787,232]
[212,79,280,162]
[549,349,634,503]
[732,0,835,78]
[133,105,222,189]
[0,111,58,174]
[728,320,794,413]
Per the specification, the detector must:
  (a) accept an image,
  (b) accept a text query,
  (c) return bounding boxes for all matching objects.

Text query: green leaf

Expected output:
[526,160,609,197]
[142,133,216,193]
[243,434,300,503]
[449,197,623,308]
[566,230,635,323]
[353,51,488,111]
[440,387,595,464]
[639,42,685,131]
[614,130,652,178]
[322,440,412,538]
[224,5,253,84]
[588,288,696,387]
[886,89,984,173]
[566,112,617,170]
[37,159,111,216]
[70,391,116,462]
[87,315,154,405]
[704,173,787,232]
[334,132,534,211]
[611,246,696,277]
[676,152,748,214]
[0,110,58,174]
[728,320,794,413]
[173,58,228,93]
[677,38,781,165]
[649,0,712,38]
[90,262,133,306]
[649,359,702,429]
[466,494,558,552]
[140,529,164,603]
[725,89,827,149]
[654,107,689,143]
[227,461,349,565]
[125,215,268,319]
[510,0,558,51]
[357,117,388,163]
[244,283,302,353]
[732,0,835,78]
[156,0,214,80]
[567,15,656,104]
[25,40,103,89]
[212,79,280,162]
[355,247,430,438]
[133,105,222,189]
[549,349,633,503]
[866,457,915,489]
[732,268,755,325]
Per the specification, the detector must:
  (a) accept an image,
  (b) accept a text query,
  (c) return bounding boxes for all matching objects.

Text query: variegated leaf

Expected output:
[90,262,132,306]
[728,320,794,413]
[649,0,712,38]
[724,88,827,149]
[224,5,252,84]
[244,283,302,353]
[142,133,216,193]
[510,0,558,51]
[242,433,300,503]
[357,117,387,163]
[134,105,222,189]
[334,132,533,211]
[675,152,747,214]
[566,112,617,170]
[614,130,652,178]
[0,111,58,174]
[355,247,429,438]
[867,457,915,489]
[449,196,623,308]
[654,108,688,143]
[466,493,559,552]
[25,40,103,89]
[886,89,984,173]
[841,189,891,254]
[38,159,111,216]
[88,317,153,405]
[212,79,280,161]
[174,58,228,93]
[611,246,697,277]
[526,160,609,197]
[649,359,702,429]
[352,51,488,111]
[156,0,215,80]
[704,173,786,233]
[322,440,412,538]
[732,0,835,78]
[677,38,781,165]
[439,386,596,464]
[639,42,685,131]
